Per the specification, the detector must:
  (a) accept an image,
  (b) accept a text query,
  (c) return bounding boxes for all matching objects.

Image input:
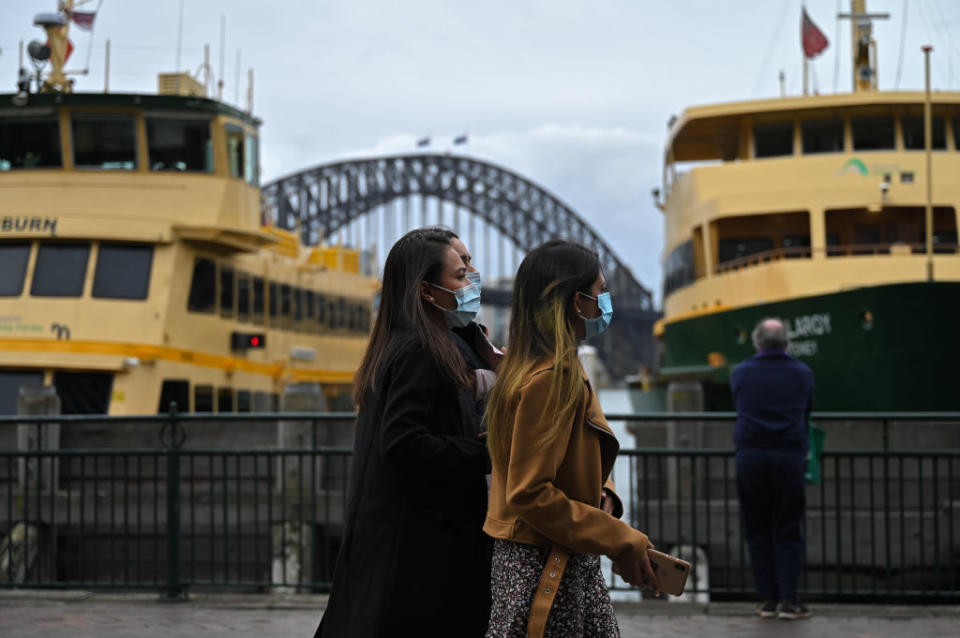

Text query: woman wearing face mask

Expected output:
[315,228,492,638]
[483,240,658,638]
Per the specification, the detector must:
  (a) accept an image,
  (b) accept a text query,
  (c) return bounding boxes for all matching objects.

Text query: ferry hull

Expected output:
[656,282,960,411]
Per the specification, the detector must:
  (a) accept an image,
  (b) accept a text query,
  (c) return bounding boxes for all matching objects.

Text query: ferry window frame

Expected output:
[753,121,794,158]
[92,243,154,300]
[338,298,348,332]
[31,242,90,297]
[663,240,696,298]
[0,242,32,297]
[252,276,265,325]
[71,112,138,171]
[851,115,895,151]
[187,257,217,314]
[145,116,214,173]
[225,124,245,179]
[194,385,214,413]
[220,265,236,319]
[237,271,251,323]
[952,116,960,152]
[801,118,844,154]
[901,115,946,151]
[0,113,62,171]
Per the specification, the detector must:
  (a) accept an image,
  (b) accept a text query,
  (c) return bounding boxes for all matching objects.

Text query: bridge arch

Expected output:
[261,153,654,313]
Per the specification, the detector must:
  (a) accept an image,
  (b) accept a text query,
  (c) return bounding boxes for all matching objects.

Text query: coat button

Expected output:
[549,571,556,578]
[544,587,551,594]
[553,556,560,563]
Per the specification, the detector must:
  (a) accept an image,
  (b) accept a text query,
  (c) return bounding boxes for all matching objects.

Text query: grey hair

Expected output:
[752,318,788,351]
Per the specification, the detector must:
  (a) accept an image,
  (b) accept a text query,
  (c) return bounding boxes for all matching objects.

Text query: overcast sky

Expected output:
[3,0,959,300]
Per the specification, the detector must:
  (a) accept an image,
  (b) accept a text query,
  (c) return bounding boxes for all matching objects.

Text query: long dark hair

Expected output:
[353,226,470,406]
[486,239,601,469]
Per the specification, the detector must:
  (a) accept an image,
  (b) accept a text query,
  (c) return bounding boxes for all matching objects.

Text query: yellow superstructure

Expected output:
[661,90,960,323]
[0,84,376,415]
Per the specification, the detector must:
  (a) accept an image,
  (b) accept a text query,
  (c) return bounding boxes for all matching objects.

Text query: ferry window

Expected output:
[663,240,695,297]
[316,293,327,330]
[71,114,137,170]
[253,391,269,412]
[304,290,316,332]
[217,387,234,413]
[194,385,213,413]
[31,243,90,297]
[93,243,153,300]
[244,134,259,185]
[753,122,793,158]
[280,284,292,325]
[0,115,61,170]
[157,379,189,414]
[270,393,280,412]
[220,266,235,318]
[802,119,844,154]
[953,117,960,151]
[237,390,251,413]
[146,117,213,172]
[782,234,811,258]
[53,371,113,415]
[327,298,339,330]
[269,281,279,321]
[252,276,265,325]
[237,271,251,322]
[293,287,304,326]
[902,116,946,150]
[226,124,245,179]
[338,298,348,331]
[717,238,774,263]
[0,243,31,296]
[188,257,217,313]
[852,116,894,151]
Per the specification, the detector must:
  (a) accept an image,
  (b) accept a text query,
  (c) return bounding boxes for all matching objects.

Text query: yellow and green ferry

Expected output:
[0,2,377,415]
[643,1,960,411]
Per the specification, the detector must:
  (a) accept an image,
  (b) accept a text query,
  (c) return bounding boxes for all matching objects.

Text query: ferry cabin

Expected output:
[0,87,376,416]
[658,92,960,410]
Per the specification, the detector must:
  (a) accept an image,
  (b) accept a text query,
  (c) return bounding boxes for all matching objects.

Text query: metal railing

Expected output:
[1,410,959,602]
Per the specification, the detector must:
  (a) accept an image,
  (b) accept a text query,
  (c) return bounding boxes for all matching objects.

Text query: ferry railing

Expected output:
[1,410,959,603]
[714,242,959,274]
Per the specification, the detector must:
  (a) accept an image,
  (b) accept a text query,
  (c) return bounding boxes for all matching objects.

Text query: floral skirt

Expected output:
[484,539,619,638]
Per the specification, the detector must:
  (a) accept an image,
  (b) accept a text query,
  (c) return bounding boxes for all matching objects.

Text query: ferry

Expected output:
[0,2,377,415]
[637,1,960,411]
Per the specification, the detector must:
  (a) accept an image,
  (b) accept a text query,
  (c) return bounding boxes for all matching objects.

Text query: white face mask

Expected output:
[427,279,482,328]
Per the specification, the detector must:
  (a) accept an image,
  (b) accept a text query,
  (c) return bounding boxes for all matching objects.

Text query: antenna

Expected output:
[175,0,184,72]
[217,15,225,101]
[837,0,889,92]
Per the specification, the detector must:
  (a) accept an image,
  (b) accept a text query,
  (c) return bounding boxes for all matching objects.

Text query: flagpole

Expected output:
[803,57,809,95]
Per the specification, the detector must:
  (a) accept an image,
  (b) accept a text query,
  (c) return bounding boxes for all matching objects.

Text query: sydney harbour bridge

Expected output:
[261,153,660,378]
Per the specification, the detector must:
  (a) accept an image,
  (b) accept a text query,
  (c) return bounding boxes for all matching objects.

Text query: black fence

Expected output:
[1,411,959,603]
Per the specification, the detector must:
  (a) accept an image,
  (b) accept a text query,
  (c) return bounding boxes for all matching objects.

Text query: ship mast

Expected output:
[33,0,97,93]
[838,0,889,92]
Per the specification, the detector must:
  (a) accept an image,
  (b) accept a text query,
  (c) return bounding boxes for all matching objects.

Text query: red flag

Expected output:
[71,11,97,31]
[802,8,829,58]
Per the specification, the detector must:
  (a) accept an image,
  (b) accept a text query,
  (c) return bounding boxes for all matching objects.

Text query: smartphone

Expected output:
[646,549,691,597]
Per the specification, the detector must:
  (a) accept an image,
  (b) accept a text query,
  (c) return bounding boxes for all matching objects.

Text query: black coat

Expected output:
[317,332,492,638]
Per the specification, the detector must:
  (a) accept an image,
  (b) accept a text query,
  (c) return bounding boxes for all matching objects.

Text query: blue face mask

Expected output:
[577,291,613,339]
[428,278,482,328]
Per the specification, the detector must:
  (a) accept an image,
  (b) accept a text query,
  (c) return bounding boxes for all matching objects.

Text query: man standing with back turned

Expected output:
[732,318,814,620]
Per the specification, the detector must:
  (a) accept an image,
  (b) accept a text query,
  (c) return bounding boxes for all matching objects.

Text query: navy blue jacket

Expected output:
[731,350,814,454]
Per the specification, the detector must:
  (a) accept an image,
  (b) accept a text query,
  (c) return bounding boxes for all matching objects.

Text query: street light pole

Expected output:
[923,45,934,282]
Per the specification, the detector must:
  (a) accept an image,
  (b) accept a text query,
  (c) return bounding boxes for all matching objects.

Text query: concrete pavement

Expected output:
[1,590,958,637]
